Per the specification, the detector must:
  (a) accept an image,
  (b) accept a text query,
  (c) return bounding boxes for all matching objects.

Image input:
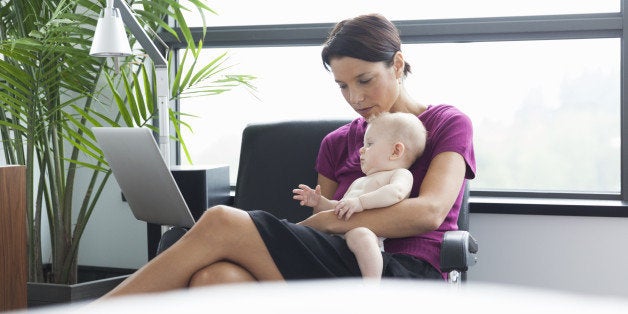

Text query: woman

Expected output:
[103,13,475,297]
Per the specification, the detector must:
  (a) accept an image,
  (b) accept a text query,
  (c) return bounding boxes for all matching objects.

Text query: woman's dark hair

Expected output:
[321,14,411,76]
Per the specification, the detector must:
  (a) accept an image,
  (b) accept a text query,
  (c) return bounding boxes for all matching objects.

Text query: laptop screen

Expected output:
[93,127,195,228]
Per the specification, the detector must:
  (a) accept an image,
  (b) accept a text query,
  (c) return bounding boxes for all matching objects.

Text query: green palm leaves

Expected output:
[0,0,254,284]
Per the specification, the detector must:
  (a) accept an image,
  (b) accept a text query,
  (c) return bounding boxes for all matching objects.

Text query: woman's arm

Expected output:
[299,151,466,238]
[317,173,338,199]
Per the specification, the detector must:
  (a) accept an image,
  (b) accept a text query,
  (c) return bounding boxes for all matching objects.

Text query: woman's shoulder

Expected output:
[421,104,472,127]
[423,104,468,118]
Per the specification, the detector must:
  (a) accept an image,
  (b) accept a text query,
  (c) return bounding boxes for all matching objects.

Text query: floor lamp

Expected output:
[90,0,171,167]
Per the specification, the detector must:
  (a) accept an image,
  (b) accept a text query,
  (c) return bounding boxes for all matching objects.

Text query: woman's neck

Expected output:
[392,88,426,116]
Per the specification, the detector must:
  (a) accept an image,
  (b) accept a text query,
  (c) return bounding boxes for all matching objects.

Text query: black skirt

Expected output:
[248,210,442,280]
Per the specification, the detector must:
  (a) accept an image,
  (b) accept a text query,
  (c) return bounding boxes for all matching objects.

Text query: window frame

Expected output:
[161,2,628,217]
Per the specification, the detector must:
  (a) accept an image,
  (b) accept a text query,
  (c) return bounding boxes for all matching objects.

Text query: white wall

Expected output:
[468,213,628,298]
[77,176,147,269]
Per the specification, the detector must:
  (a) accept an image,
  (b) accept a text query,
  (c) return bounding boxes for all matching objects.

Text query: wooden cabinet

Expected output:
[0,165,27,311]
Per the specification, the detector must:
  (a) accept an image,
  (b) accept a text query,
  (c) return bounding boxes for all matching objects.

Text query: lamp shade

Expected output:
[90,6,132,57]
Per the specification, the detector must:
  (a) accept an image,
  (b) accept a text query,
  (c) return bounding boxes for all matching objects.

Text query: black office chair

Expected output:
[158,120,478,282]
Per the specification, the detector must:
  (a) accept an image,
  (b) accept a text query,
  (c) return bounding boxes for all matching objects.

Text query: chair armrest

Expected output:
[439,230,478,273]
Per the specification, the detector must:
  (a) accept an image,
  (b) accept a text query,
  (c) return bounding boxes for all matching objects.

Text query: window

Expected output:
[404,40,620,193]
[179,46,355,183]
[173,1,627,206]
[180,39,621,193]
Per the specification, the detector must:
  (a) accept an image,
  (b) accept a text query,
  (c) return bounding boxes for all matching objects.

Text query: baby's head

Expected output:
[360,112,427,174]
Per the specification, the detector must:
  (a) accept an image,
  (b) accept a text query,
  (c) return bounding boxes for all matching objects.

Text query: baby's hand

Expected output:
[334,198,363,220]
[292,184,321,207]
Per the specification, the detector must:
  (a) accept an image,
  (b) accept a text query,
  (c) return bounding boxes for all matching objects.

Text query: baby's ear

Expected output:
[390,142,405,160]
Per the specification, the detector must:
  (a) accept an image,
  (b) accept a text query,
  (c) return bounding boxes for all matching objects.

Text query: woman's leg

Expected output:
[189,262,256,287]
[345,227,383,280]
[103,205,283,298]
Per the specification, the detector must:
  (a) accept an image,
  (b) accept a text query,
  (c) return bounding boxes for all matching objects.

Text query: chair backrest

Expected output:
[233,120,350,223]
[457,181,470,231]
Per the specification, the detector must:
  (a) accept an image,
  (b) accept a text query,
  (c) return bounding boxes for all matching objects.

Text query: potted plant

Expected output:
[0,0,253,301]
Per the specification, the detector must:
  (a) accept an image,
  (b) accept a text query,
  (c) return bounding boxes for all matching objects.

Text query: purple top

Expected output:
[315,105,476,278]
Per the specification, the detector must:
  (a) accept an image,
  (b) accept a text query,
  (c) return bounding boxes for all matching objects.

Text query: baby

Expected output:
[293,112,427,279]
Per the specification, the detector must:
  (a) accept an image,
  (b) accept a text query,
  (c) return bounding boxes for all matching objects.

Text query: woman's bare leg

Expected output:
[103,205,283,298]
[189,262,256,287]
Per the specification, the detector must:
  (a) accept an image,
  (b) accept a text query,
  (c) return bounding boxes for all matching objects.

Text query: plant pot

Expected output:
[27,266,134,308]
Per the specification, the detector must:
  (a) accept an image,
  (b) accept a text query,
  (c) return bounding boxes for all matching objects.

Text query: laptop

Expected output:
[92,127,195,228]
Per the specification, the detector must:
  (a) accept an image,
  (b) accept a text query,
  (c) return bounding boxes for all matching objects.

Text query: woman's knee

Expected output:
[182,205,262,258]
[189,262,256,287]
[191,205,249,236]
